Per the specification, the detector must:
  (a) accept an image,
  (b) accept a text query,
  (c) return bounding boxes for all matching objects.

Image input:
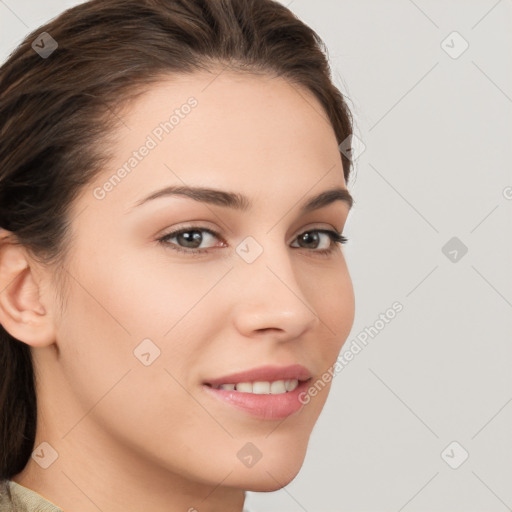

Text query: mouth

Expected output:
[202,364,313,420]
[204,379,304,394]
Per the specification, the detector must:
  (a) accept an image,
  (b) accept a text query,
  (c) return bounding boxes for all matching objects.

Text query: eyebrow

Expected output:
[130,184,353,214]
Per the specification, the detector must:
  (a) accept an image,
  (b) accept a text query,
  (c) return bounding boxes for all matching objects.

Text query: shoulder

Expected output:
[0,480,63,512]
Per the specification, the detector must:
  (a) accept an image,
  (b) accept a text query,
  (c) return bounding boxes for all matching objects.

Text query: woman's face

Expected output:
[42,70,355,491]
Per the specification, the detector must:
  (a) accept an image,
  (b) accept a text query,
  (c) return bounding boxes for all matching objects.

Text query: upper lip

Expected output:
[204,364,313,386]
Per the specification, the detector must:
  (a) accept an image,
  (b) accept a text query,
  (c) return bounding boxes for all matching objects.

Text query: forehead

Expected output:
[81,69,346,215]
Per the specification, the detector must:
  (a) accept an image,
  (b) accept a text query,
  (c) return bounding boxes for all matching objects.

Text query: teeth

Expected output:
[218,383,235,391]
[214,379,299,394]
[252,381,270,394]
[236,382,253,393]
[285,379,299,392]
[270,380,286,394]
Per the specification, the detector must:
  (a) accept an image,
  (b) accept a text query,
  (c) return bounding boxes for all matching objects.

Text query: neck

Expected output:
[13,419,246,512]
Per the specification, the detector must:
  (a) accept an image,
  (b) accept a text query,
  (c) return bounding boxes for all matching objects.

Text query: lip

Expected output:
[203,364,312,387]
[202,364,313,420]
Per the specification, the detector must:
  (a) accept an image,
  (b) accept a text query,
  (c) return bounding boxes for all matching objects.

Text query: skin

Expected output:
[0,68,355,512]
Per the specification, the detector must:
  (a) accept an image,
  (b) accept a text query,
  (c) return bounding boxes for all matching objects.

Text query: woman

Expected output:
[0,0,355,510]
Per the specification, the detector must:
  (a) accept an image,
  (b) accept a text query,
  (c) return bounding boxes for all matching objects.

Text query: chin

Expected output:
[242,468,302,492]
[227,447,307,492]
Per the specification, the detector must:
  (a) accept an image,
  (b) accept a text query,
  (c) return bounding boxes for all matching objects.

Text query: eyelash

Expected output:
[157,226,348,257]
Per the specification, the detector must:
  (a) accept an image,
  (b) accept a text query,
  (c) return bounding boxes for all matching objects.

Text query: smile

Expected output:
[202,364,313,419]
[205,379,300,394]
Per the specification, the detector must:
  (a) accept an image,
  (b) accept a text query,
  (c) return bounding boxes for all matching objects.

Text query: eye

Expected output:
[157,226,348,256]
[291,229,348,255]
[158,227,221,254]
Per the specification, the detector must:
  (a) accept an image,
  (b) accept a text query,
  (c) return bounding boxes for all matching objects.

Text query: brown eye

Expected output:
[173,230,205,249]
[159,227,221,253]
[297,231,322,249]
[158,226,347,256]
[291,230,347,253]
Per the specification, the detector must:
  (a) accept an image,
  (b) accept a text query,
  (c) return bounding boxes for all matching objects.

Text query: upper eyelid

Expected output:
[159,225,220,241]
[159,223,342,240]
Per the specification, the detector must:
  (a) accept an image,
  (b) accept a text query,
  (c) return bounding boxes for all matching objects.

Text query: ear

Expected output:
[0,230,56,347]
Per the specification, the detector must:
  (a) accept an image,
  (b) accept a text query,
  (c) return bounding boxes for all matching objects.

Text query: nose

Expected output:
[230,239,321,342]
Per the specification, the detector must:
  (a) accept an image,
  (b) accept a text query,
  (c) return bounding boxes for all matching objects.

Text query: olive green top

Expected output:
[0,479,255,511]
[0,480,63,511]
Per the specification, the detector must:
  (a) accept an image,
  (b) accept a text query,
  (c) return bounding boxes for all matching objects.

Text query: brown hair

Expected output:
[0,0,353,486]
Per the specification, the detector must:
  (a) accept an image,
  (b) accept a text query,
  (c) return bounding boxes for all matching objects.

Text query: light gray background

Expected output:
[1,1,511,511]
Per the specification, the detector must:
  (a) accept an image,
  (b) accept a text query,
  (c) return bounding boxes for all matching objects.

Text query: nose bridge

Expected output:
[231,233,319,337]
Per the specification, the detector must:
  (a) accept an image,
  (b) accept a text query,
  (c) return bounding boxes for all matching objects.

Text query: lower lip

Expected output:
[202,380,311,420]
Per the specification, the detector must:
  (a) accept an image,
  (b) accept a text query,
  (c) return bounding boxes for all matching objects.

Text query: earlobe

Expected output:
[0,231,55,347]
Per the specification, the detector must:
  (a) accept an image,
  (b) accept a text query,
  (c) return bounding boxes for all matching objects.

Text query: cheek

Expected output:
[54,248,229,411]
[53,262,223,477]
[330,270,355,350]
[306,257,355,352]
[90,247,231,338]
[54,269,139,415]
